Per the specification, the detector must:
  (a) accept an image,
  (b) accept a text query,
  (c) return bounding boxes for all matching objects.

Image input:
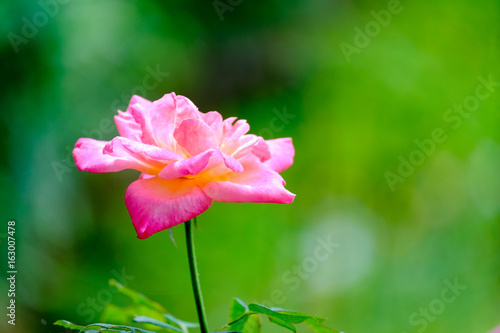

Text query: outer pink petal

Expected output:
[174,118,218,156]
[264,138,295,173]
[202,156,295,203]
[73,138,156,174]
[104,137,182,162]
[125,177,213,239]
[158,148,243,180]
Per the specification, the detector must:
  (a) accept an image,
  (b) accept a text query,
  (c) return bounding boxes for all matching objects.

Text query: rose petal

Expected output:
[102,139,176,176]
[202,156,295,203]
[251,137,272,162]
[129,95,153,110]
[222,117,237,132]
[114,110,142,142]
[130,101,157,145]
[264,138,295,173]
[104,136,182,162]
[221,119,251,154]
[73,138,157,174]
[173,94,203,124]
[139,173,155,179]
[203,149,244,177]
[174,118,218,156]
[230,134,260,159]
[146,93,203,150]
[115,96,150,141]
[158,149,216,180]
[201,111,224,143]
[146,93,179,148]
[230,135,271,162]
[125,177,213,239]
[158,148,243,180]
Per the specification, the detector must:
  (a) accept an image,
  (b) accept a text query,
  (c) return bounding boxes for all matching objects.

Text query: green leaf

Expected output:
[100,303,134,324]
[58,282,196,333]
[241,314,261,333]
[220,299,341,333]
[219,299,259,333]
[226,314,260,333]
[163,314,198,333]
[248,304,323,325]
[54,320,157,333]
[133,316,183,333]
[100,302,169,326]
[226,314,249,332]
[53,320,85,331]
[101,282,195,333]
[229,298,248,321]
[268,316,296,333]
[304,318,343,333]
[94,323,157,332]
[109,279,166,314]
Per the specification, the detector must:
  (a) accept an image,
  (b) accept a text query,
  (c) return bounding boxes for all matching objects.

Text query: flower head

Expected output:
[74,93,295,239]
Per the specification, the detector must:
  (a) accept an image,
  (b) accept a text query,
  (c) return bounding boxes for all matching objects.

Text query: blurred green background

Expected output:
[1,0,499,332]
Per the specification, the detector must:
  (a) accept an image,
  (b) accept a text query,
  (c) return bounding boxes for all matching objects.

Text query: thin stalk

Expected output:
[185,218,209,333]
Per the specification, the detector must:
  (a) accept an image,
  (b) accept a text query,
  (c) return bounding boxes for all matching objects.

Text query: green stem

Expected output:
[185,218,209,333]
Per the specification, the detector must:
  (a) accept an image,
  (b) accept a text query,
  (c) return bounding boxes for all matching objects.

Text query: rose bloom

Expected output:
[73,93,295,239]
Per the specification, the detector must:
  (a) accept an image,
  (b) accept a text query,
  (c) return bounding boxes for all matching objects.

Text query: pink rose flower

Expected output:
[491,325,500,333]
[73,93,295,239]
